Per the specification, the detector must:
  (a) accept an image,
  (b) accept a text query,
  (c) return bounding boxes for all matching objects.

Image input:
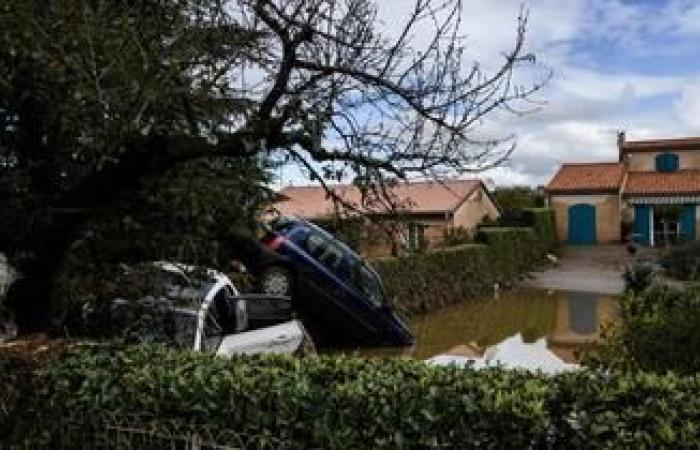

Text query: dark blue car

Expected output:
[252,216,414,347]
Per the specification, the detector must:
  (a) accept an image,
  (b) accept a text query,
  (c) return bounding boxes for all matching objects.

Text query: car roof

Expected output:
[281,216,358,256]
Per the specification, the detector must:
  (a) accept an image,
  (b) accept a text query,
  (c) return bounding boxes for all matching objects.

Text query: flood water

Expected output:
[336,288,619,362]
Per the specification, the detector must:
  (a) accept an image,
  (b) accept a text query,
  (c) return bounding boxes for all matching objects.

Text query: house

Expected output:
[546,133,700,245]
[273,179,500,256]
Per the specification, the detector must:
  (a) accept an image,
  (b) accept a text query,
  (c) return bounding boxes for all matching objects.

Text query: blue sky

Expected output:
[277,0,700,187]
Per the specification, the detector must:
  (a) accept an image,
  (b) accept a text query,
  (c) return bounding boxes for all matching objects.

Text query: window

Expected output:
[350,262,384,308]
[304,231,346,272]
[407,223,426,252]
[655,153,679,172]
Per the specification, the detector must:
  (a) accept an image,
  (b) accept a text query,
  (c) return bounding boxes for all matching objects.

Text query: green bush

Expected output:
[622,262,657,294]
[371,244,492,315]
[4,345,700,448]
[591,283,700,374]
[371,220,555,316]
[660,241,700,280]
[523,208,556,247]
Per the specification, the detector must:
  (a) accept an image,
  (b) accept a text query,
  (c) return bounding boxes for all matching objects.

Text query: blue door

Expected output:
[634,204,651,245]
[568,204,596,244]
[681,205,696,241]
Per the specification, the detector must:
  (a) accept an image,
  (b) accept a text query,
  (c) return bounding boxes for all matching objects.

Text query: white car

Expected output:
[112,262,310,356]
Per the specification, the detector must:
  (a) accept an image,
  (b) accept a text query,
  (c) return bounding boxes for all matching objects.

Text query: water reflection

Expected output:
[340,288,618,362]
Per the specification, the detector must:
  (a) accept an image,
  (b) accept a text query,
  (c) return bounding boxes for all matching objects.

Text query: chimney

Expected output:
[617,130,626,162]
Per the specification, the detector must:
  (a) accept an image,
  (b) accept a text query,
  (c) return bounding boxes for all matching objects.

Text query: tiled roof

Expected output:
[623,171,700,197]
[274,180,483,218]
[546,163,625,193]
[622,137,700,152]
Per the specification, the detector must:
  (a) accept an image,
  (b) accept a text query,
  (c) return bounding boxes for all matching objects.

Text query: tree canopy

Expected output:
[0,0,546,330]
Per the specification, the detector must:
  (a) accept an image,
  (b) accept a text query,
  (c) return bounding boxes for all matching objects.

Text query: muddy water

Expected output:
[338,288,619,362]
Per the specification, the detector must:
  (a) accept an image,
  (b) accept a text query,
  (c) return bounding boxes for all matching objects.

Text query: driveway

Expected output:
[524,245,657,295]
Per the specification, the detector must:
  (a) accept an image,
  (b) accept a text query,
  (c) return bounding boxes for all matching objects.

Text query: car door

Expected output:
[298,231,378,339]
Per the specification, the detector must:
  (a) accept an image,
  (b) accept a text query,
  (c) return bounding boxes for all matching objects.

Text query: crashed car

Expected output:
[111,262,312,356]
[239,217,414,347]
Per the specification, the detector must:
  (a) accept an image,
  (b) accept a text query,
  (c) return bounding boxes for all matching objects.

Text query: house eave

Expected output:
[546,188,619,196]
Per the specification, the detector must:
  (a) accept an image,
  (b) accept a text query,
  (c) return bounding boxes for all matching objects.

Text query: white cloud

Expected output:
[674,79,700,132]
[275,0,700,188]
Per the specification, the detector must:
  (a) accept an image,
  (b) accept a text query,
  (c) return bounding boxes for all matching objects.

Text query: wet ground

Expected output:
[335,288,619,362]
[332,246,636,362]
[526,245,630,294]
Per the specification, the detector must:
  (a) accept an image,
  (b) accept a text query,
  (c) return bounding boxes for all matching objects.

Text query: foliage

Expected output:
[660,240,700,280]
[591,283,700,375]
[371,223,554,316]
[622,262,658,293]
[314,218,364,252]
[4,345,700,448]
[40,157,268,333]
[492,186,545,211]
[523,208,556,245]
[441,226,473,247]
[489,188,546,228]
[1,0,547,330]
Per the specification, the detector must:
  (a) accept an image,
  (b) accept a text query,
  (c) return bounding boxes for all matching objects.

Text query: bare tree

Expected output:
[228,0,547,213]
[6,0,545,213]
[1,0,546,328]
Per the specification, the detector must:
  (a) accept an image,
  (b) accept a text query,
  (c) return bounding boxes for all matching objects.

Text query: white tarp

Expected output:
[427,333,579,375]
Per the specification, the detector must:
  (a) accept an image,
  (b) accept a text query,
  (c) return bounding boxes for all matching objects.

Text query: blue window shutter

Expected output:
[681,205,696,241]
[655,153,679,172]
[634,205,651,244]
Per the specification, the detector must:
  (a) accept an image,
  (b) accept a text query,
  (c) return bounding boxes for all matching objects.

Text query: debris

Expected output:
[428,333,579,375]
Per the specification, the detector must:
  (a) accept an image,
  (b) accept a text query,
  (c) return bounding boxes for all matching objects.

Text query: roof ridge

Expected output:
[279,179,480,191]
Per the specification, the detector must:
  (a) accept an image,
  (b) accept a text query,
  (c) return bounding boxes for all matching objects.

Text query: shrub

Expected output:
[4,345,700,448]
[660,240,700,280]
[622,262,657,294]
[371,221,554,316]
[591,283,700,374]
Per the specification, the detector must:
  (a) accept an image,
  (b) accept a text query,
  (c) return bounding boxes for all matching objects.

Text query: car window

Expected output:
[287,227,309,246]
[351,263,384,308]
[304,231,345,272]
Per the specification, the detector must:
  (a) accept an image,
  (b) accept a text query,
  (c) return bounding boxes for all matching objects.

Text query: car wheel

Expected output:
[259,266,293,296]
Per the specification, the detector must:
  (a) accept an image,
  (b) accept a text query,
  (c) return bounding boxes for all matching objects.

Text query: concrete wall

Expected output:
[626,150,700,171]
[549,194,621,243]
[452,186,500,233]
[358,220,450,257]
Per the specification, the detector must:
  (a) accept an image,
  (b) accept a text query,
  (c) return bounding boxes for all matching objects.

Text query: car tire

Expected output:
[259,266,293,296]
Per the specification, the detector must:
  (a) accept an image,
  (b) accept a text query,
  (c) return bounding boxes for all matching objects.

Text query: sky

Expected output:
[278,0,700,188]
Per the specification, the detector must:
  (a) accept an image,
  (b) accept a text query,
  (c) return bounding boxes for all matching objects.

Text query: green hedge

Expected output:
[372,213,555,316]
[591,283,700,375]
[660,240,700,280]
[3,345,700,448]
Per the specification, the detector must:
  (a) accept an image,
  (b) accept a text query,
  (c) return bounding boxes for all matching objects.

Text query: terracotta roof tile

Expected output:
[623,171,700,197]
[275,180,483,218]
[546,163,625,193]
